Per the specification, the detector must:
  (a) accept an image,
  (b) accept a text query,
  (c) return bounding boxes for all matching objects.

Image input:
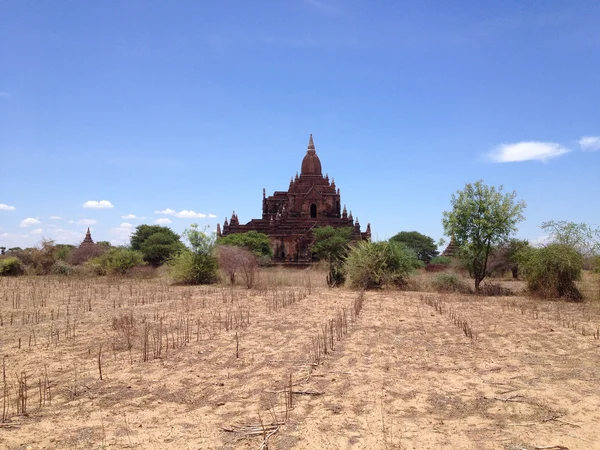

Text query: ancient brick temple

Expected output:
[218,135,371,264]
[79,228,96,249]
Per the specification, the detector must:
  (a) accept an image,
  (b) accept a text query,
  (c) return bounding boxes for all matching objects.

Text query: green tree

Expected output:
[541,220,600,257]
[130,225,183,266]
[442,180,526,292]
[311,226,353,287]
[518,244,584,301]
[169,224,218,285]
[389,231,439,264]
[217,231,273,258]
[345,241,420,289]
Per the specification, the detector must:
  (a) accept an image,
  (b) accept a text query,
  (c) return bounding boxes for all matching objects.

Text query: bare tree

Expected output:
[216,245,259,288]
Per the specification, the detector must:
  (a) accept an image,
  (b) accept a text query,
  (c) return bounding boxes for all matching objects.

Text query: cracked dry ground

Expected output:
[2,278,600,450]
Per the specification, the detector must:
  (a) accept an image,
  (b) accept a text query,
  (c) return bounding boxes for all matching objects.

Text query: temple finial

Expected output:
[307,134,315,153]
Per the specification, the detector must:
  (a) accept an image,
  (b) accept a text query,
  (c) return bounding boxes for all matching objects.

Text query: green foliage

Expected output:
[91,247,145,275]
[390,231,439,263]
[518,244,584,301]
[430,256,452,265]
[96,241,112,248]
[442,180,526,291]
[311,226,353,287]
[130,225,183,266]
[541,220,600,255]
[0,257,24,276]
[217,231,273,258]
[168,224,218,285]
[55,244,75,262]
[345,241,420,289]
[430,273,472,294]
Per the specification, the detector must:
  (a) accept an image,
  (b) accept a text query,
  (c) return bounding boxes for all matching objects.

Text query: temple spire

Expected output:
[307,133,315,153]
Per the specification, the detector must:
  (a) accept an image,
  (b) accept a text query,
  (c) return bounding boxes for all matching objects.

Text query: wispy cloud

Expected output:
[578,136,600,152]
[154,208,212,219]
[0,92,10,98]
[20,218,42,228]
[0,203,16,211]
[302,0,340,14]
[49,216,61,220]
[30,228,44,235]
[488,141,569,163]
[155,218,172,225]
[83,200,114,209]
[208,214,217,219]
[77,219,97,226]
[121,214,145,219]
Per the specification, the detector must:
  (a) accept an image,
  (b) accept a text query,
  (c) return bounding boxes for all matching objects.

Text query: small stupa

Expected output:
[79,227,96,249]
[441,236,458,257]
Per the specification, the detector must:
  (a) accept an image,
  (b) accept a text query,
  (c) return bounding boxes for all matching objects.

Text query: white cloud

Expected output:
[488,141,569,163]
[121,214,139,219]
[175,210,207,218]
[578,136,600,152]
[77,219,97,226]
[20,218,42,228]
[49,216,61,220]
[208,214,217,219]
[155,208,176,215]
[30,228,44,235]
[82,200,114,209]
[0,203,16,211]
[155,208,210,218]
[109,222,135,246]
[155,218,172,225]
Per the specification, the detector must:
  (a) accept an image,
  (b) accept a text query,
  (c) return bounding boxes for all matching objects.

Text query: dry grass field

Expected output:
[1,270,600,449]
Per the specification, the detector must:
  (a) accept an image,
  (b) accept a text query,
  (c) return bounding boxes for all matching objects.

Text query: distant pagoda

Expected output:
[441,236,458,258]
[79,227,96,249]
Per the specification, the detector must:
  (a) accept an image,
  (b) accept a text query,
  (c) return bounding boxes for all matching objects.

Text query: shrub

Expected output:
[430,273,472,294]
[345,241,420,289]
[0,257,24,276]
[430,256,452,265]
[50,261,73,276]
[91,247,146,275]
[169,249,219,285]
[519,244,584,301]
[168,224,219,285]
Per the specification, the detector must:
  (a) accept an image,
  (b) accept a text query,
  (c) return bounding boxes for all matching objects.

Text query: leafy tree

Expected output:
[55,244,76,262]
[390,231,439,263]
[217,231,273,258]
[130,225,183,266]
[541,220,600,257]
[311,226,353,287]
[169,224,218,285]
[518,244,584,301]
[345,241,420,289]
[96,241,112,248]
[485,239,530,279]
[442,180,526,292]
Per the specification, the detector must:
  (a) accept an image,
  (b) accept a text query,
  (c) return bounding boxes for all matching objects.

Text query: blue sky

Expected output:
[1,0,599,249]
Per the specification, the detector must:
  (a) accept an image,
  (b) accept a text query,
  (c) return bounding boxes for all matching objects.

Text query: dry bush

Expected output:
[478,282,513,296]
[430,273,472,294]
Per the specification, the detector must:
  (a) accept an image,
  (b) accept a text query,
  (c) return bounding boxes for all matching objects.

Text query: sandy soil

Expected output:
[1,275,600,449]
